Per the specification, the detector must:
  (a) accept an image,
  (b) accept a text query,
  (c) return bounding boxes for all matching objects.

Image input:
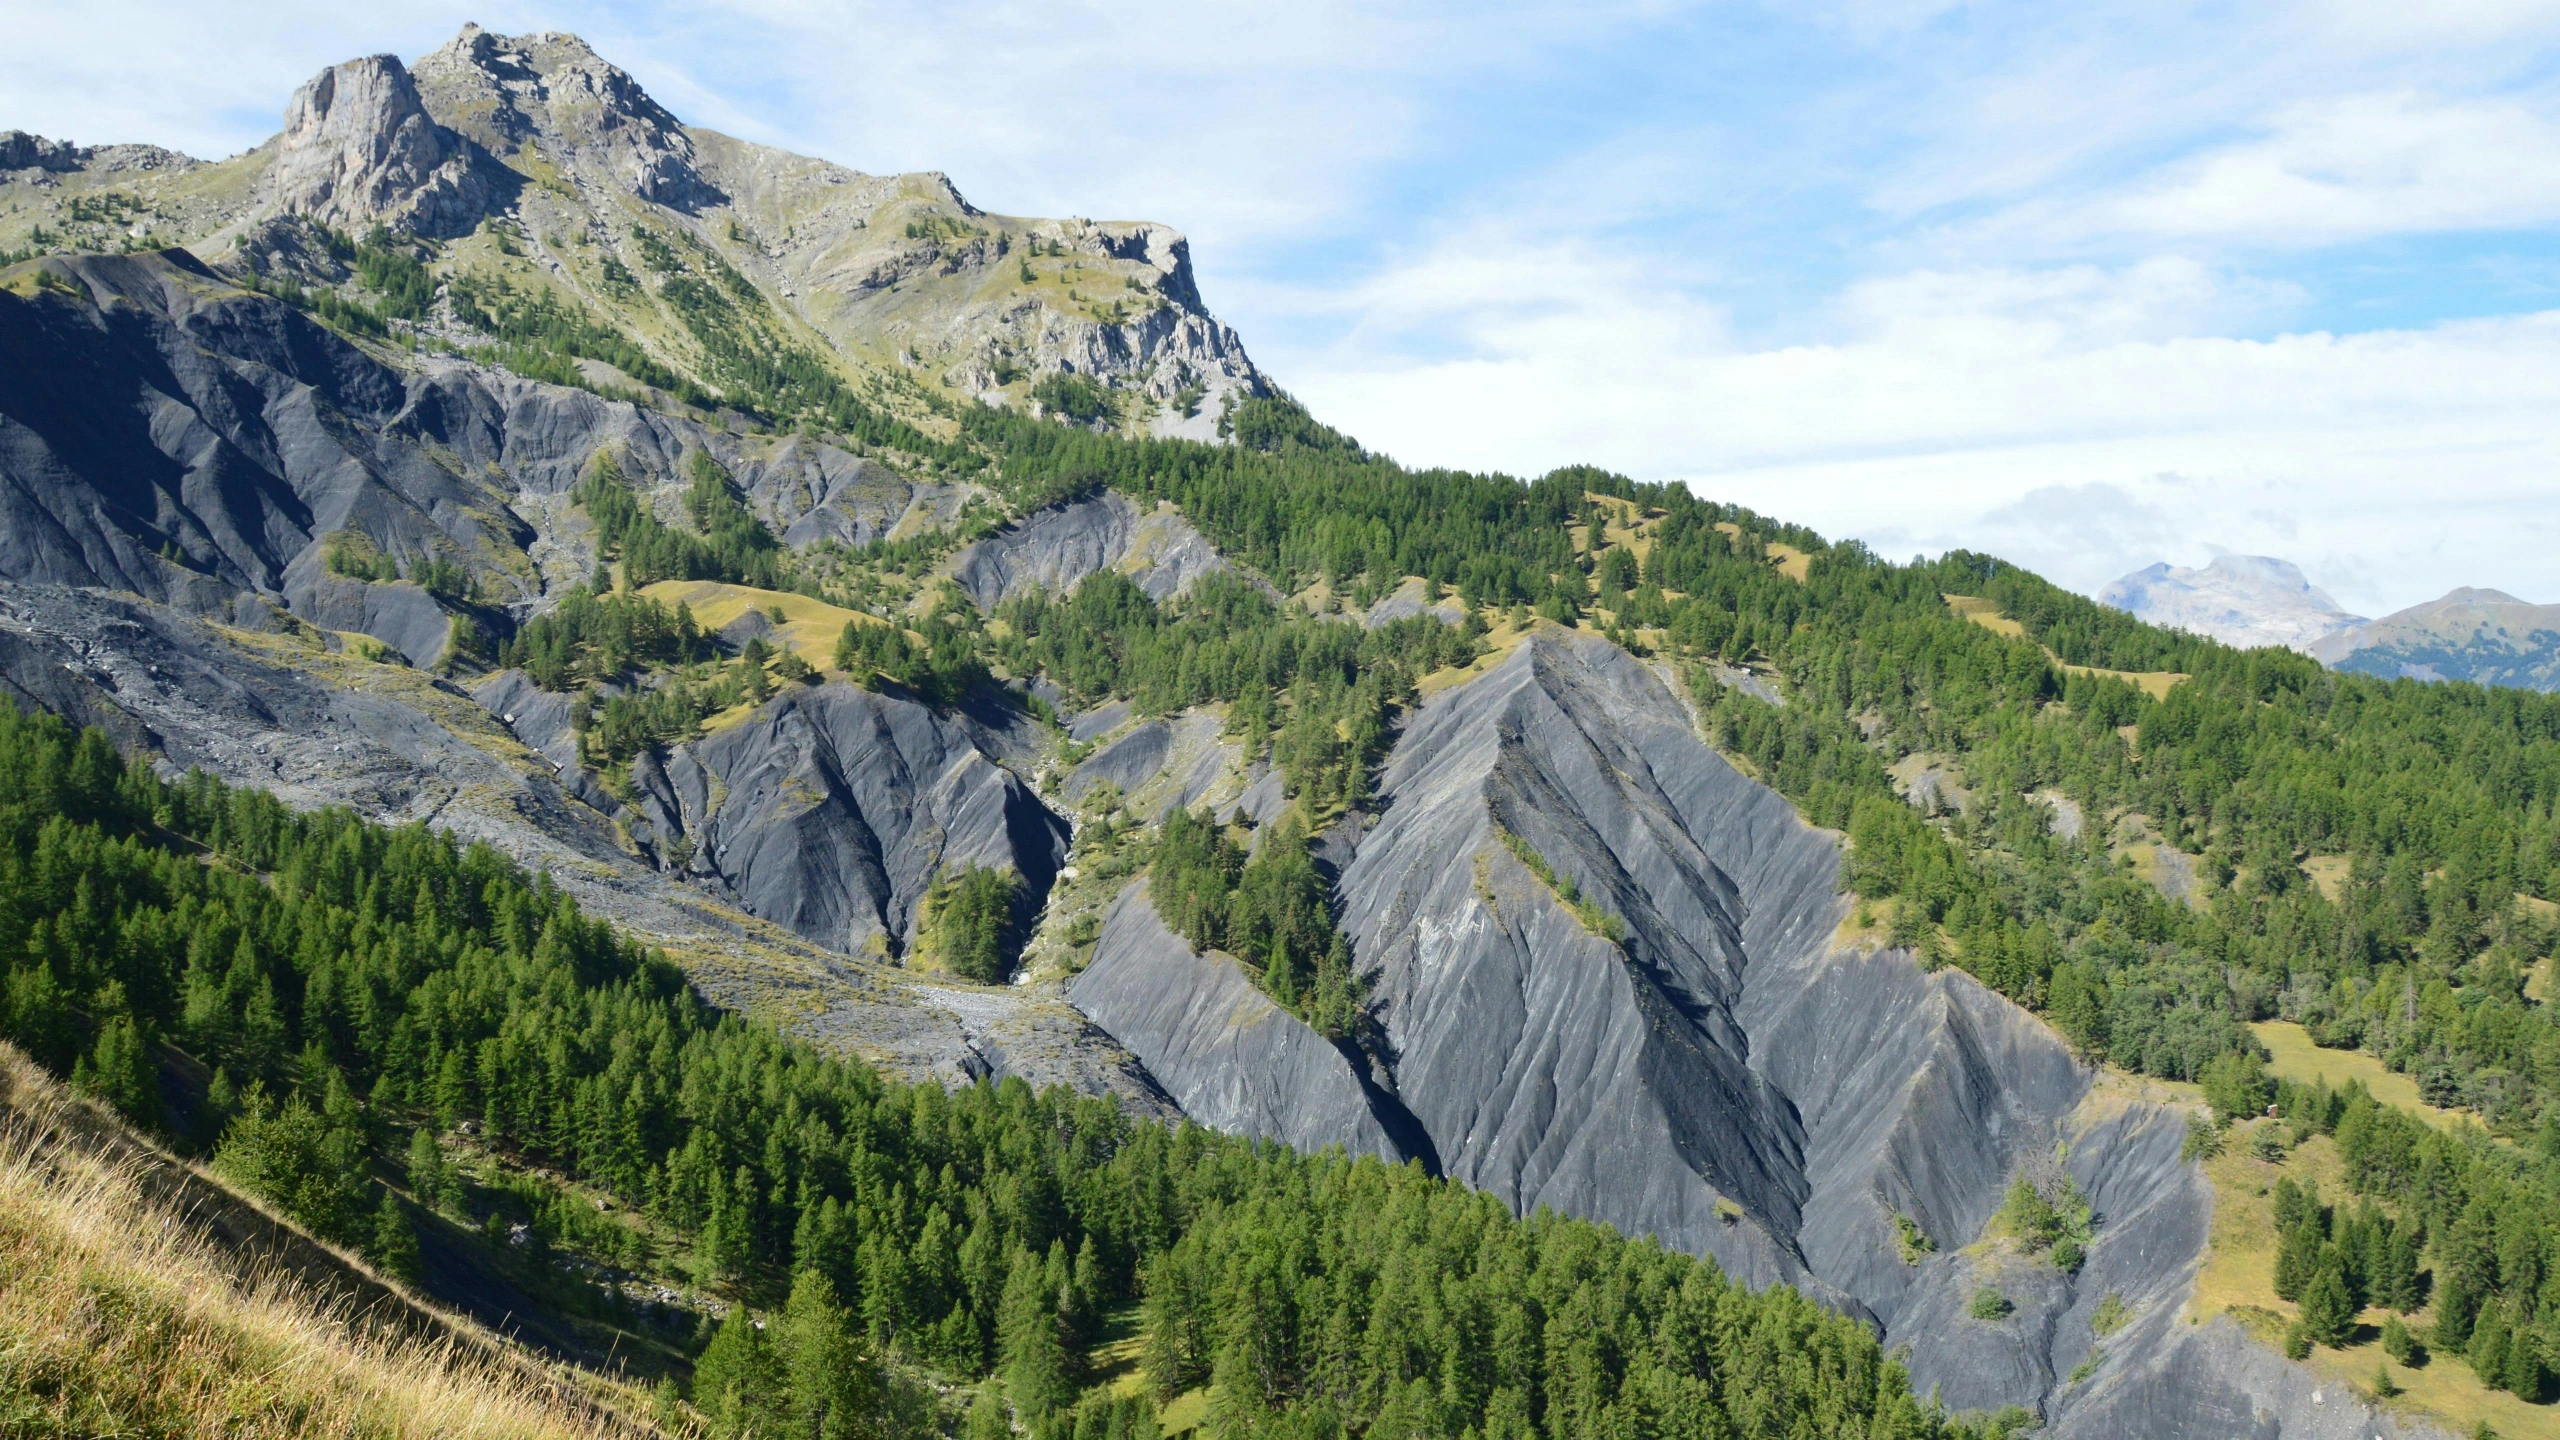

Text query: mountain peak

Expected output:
[2098,553,2361,652]
[259,52,503,236]
[411,24,709,208]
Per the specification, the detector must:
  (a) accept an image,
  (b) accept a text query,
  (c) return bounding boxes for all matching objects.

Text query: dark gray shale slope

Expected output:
[0,251,968,661]
[1072,627,2409,1434]
[947,490,1230,611]
[0,579,1162,1107]
[623,680,1068,959]
[1070,882,1404,1160]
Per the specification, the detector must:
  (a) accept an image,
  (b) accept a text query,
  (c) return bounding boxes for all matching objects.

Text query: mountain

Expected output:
[2311,587,2560,691]
[0,26,2536,1440]
[0,26,1266,443]
[2097,554,2362,651]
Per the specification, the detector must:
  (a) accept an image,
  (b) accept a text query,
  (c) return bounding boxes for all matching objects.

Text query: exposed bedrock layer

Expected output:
[0,252,972,662]
[627,680,1068,959]
[1068,882,1410,1162]
[1071,628,2314,1430]
[946,490,1228,612]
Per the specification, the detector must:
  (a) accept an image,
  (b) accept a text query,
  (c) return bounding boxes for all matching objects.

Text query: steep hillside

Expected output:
[0,698,1987,1440]
[0,1044,651,1439]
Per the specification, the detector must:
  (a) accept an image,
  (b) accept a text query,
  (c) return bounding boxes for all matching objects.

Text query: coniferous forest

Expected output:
[0,699,1973,1438]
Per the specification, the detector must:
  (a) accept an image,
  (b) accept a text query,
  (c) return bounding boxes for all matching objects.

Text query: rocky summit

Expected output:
[0,26,2512,1440]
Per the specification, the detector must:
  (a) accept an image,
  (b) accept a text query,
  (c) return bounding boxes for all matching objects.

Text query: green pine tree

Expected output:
[2299,1262,2357,1349]
[999,1247,1071,1420]
[370,1190,421,1284]
[73,1007,158,1126]
[779,1268,883,1440]
[693,1307,787,1438]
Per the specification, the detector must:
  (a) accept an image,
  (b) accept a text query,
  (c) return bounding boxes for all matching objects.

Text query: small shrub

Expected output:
[2382,1314,2424,1367]
[2051,1236,2085,1274]
[1892,1210,1936,1263]
[2091,1291,2129,1337]
[1970,1286,2013,1321]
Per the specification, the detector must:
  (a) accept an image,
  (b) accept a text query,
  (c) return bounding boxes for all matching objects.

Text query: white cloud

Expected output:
[1990,92,2560,248]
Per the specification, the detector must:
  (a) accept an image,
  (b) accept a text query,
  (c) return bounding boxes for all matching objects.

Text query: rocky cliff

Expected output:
[1,27,1268,439]
[947,490,1230,611]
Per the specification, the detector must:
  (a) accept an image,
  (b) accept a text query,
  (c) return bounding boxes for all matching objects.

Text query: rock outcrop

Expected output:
[0,249,986,661]
[627,681,1068,959]
[1069,883,1408,1159]
[261,54,506,237]
[0,580,1165,1106]
[947,491,1229,611]
[410,27,714,210]
[2,26,1273,444]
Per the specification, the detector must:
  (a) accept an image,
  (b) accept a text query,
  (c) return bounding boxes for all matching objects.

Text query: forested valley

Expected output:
[0,700,1980,1438]
[341,369,2560,1405]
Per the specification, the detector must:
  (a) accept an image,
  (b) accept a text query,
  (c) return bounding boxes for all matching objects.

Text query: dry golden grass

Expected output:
[1941,594,2026,638]
[1415,617,1536,700]
[1707,521,1809,583]
[1940,595,2187,700]
[2195,1122,2560,1438]
[639,579,885,674]
[2301,854,2350,903]
[0,1055,643,1440]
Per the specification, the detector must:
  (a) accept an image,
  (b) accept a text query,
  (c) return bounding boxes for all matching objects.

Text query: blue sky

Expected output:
[11,0,2560,615]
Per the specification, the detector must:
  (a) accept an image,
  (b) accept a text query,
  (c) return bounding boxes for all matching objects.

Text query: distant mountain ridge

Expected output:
[2095,555,2362,651]
[2101,557,2560,692]
[2312,587,2560,691]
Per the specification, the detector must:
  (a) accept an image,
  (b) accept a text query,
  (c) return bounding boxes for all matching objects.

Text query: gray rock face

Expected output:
[262,54,505,238]
[1331,629,1826,1290]
[0,131,196,176]
[411,26,714,210]
[1068,884,1406,1160]
[1071,627,2274,1429]
[627,681,1068,958]
[0,249,965,661]
[2064,1314,2448,1439]
[1361,577,1463,628]
[4,27,1275,452]
[947,491,1228,611]
[1066,720,1169,802]
[0,580,1166,1106]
